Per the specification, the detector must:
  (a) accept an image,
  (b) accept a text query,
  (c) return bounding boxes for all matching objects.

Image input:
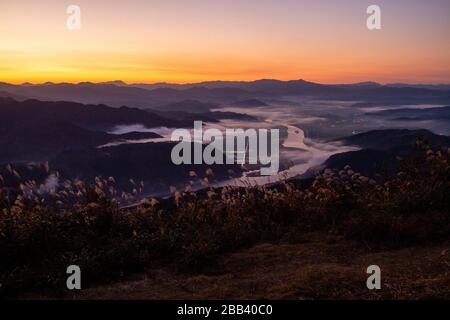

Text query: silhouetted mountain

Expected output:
[156,100,218,113]
[99,80,128,86]
[133,79,346,95]
[0,121,110,162]
[130,79,450,102]
[0,119,163,163]
[149,99,257,122]
[335,81,382,88]
[324,129,450,177]
[0,97,183,132]
[336,129,450,151]
[233,99,268,107]
[0,82,156,105]
[151,110,256,124]
[151,110,220,123]
[387,83,450,91]
[0,97,180,162]
[207,111,257,120]
[50,142,242,194]
[0,97,260,164]
[351,87,450,104]
[366,106,450,121]
[226,79,345,95]
[324,149,399,177]
[0,82,258,108]
[0,91,28,101]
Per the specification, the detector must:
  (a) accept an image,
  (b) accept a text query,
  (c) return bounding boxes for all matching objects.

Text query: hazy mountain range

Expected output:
[367,106,450,121]
[1,79,450,108]
[102,79,450,92]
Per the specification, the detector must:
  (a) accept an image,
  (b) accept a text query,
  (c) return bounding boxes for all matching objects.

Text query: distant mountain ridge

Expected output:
[386,83,450,91]
[0,82,258,108]
[1,79,450,108]
[366,106,450,121]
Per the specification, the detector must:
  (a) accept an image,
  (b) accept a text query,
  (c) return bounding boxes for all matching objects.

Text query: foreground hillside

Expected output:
[65,239,450,300]
[1,141,449,299]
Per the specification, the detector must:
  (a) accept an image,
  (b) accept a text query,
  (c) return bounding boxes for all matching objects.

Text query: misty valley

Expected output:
[1,79,450,300]
[1,79,450,201]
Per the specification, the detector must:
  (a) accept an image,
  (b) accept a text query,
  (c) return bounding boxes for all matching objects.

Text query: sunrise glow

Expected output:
[1,0,450,84]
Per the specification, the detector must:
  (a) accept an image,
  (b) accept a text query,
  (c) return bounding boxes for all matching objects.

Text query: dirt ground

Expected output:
[57,235,450,300]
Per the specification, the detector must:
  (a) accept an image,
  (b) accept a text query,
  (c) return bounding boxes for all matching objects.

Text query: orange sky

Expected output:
[1,0,450,84]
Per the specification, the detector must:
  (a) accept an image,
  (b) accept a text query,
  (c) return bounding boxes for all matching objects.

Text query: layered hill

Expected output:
[0,98,176,162]
[323,129,450,176]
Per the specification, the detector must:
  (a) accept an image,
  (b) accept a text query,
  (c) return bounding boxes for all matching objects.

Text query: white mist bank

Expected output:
[213,121,357,188]
[102,104,359,196]
[98,125,174,148]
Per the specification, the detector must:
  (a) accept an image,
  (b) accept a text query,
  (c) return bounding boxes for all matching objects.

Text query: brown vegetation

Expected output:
[1,145,449,299]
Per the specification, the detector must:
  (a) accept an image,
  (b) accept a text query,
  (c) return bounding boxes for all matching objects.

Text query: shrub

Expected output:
[0,147,449,297]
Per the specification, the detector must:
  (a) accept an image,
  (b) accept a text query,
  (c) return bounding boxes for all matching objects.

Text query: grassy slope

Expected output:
[62,236,450,300]
[4,145,449,300]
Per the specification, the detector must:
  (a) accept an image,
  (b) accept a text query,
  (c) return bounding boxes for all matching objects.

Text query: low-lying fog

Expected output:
[102,97,450,192]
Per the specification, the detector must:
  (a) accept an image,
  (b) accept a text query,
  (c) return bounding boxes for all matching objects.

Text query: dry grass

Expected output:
[61,238,450,300]
[1,145,449,299]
